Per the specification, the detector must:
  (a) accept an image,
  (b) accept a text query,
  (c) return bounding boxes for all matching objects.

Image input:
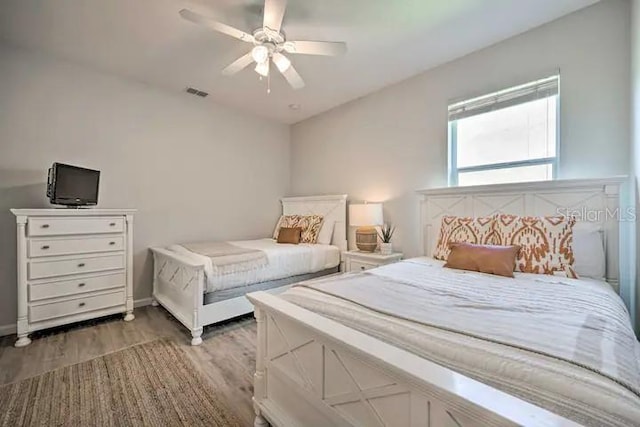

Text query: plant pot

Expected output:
[379,242,393,255]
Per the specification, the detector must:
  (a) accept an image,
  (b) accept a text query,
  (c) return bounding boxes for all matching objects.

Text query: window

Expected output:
[448,75,559,186]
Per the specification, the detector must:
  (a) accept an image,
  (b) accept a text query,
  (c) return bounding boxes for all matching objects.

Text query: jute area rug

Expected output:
[0,339,243,426]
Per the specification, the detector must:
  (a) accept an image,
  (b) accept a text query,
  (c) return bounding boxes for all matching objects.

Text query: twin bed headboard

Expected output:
[418,178,626,290]
[280,194,348,252]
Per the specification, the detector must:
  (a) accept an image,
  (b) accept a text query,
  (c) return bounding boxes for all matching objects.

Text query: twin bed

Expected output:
[247,178,640,427]
[150,194,347,345]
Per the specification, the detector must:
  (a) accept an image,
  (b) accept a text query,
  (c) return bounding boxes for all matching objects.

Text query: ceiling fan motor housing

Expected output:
[253,28,285,46]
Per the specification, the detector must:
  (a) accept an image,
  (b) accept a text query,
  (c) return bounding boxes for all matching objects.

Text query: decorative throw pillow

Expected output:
[316,219,335,245]
[572,222,605,279]
[493,214,577,278]
[277,227,302,244]
[273,215,324,244]
[444,243,521,278]
[433,216,496,261]
[272,215,285,239]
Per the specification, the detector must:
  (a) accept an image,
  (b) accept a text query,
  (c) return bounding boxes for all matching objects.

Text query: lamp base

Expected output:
[355,227,378,252]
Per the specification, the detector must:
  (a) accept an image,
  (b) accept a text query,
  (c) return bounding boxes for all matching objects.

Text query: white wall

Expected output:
[290,0,634,318]
[291,0,630,251]
[0,44,290,328]
[632,0,640,330]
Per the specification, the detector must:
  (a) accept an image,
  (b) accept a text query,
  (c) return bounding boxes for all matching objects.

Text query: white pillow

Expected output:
[572,222,605,279]
[272,215,284,240]
[316,219,335,245]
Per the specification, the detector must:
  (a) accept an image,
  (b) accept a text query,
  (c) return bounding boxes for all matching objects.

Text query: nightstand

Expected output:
[343,250,403,272]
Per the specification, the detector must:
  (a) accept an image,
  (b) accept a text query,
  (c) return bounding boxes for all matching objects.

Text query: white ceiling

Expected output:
[0,0,599,124]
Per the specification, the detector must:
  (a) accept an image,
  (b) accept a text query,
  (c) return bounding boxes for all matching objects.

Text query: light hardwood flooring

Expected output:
[0,306,257,426]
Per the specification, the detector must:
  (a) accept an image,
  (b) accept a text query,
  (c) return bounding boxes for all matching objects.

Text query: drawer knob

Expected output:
[78,302,86,307]
[109,241,116,246]
[78,263,86,267]
[41,224,50,229]
[109,222,116,226]
[360,266,365,270]
[41,245,50,250]
[78,283,86,287]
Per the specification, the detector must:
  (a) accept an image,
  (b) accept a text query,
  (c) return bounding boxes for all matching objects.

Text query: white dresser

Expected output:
[10,209,136,347]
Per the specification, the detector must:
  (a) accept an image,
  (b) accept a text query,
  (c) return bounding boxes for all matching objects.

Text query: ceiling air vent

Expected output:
[185,87,208,98]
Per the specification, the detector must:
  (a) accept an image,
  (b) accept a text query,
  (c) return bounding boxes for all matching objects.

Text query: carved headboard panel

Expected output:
[281,194,348,252]
[418,178,625,291]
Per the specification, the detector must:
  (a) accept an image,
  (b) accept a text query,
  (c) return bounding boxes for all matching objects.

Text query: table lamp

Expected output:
[349,203,383,252]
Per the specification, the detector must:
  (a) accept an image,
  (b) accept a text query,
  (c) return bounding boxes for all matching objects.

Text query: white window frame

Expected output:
[448,75,561,187]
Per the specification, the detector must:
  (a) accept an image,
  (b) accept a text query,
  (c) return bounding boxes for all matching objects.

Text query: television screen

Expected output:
[48,163,100,206]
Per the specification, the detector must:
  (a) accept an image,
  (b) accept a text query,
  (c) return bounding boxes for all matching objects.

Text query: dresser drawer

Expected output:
[29,290,125,323]
[29,235,124,258]
[28,217,124,237]
[349,260,377,272]
[29,272,125,301]
[29,254,125,280]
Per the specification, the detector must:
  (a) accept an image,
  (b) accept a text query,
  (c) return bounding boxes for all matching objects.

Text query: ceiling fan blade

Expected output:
[279,63,305,90]
[180,9,255,43]
[272,52,291,73]
[263,0,287,33]
[284,40,347,56]
[222,52,254,76]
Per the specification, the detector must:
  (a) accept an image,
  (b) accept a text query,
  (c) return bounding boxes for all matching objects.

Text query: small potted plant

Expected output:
[377,223,395,255]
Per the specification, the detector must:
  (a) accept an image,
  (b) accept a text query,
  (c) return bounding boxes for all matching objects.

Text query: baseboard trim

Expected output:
[134,297,153,308]
[0,323,16,337]
[0,297,155,337]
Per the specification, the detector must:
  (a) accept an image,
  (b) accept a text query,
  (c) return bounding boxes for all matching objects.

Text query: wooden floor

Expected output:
[0,306,257,426]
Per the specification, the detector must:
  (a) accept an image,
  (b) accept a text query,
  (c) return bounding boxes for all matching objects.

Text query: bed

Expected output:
[150,194,347,345]
[247,177,639,427]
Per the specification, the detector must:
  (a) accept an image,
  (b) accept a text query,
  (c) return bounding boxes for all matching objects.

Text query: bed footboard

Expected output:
[247,291,578,427]
[151,248,205,345]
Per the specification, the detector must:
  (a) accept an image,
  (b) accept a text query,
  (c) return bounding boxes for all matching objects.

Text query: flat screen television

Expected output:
[47,163,100,207]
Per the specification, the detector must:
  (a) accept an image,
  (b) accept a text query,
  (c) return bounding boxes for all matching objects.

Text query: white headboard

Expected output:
[281,194,348,252]
[418,178,625,291]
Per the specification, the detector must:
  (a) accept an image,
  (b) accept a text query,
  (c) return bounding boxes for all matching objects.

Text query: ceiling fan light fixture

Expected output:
[251,45,270,64]
[255,60,270,77]
[179,1,347,92]
[272,53,291,72]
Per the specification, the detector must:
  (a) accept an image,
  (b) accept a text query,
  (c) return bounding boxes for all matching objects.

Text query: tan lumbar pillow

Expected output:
[277,227,302,244]
[444,243,521,278]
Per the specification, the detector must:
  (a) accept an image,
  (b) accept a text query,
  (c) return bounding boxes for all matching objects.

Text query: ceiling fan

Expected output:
[179,0,347,91]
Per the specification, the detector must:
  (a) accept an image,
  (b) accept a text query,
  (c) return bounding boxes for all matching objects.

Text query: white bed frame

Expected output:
[247,177,624,427]
[150,194,347,345]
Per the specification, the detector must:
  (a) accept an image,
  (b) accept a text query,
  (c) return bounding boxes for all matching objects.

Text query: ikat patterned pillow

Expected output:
[493,214,577,278]
[433,216,496,261]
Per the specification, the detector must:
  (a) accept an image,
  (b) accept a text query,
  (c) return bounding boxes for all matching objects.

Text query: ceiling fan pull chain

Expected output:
[267,71,271,94]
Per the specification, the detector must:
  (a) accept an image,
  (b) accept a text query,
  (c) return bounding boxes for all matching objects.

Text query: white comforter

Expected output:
[169,239,340,293]
[283,257,640,426]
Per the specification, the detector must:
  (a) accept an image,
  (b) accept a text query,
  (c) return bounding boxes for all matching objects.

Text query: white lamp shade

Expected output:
[255,60,269,77]
[349,203,383,227]
[251,45,269,64]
